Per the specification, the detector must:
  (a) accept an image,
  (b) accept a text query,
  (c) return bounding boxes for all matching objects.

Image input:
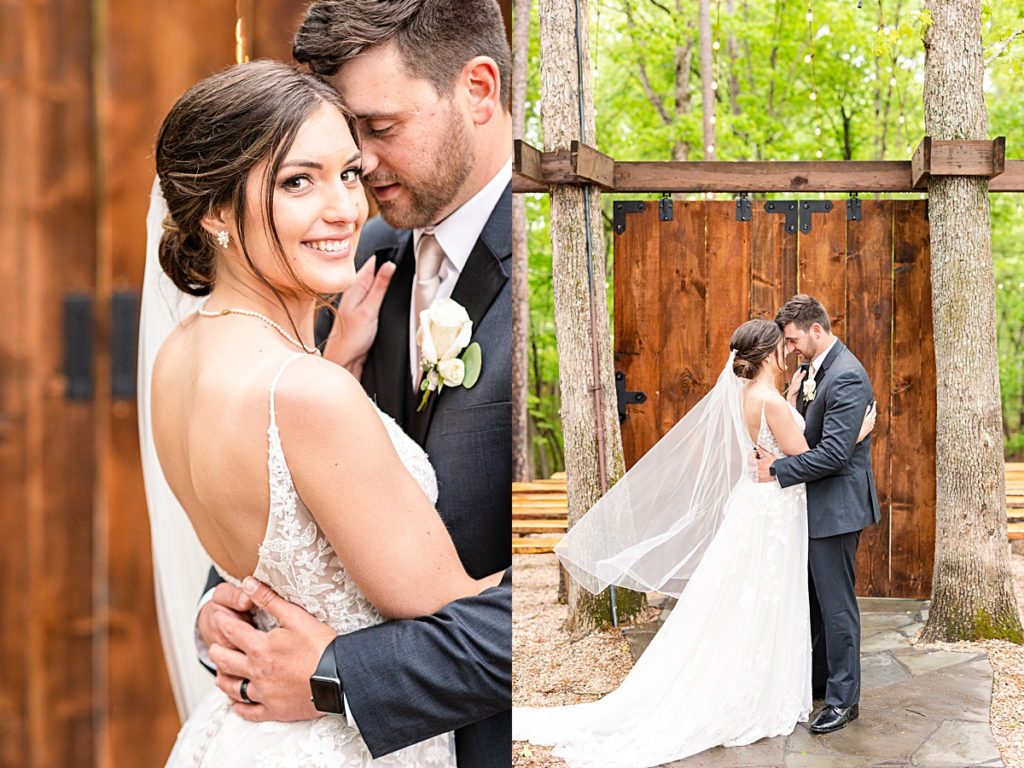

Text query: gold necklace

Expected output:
[197,303,318,354]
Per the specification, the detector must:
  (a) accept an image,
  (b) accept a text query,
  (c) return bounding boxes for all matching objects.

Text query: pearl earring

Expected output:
[216,230,230,249]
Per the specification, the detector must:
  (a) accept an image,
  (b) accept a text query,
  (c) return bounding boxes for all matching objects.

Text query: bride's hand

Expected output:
[786,367,807,406]
[857,402,877,443]
[323,255,396,377]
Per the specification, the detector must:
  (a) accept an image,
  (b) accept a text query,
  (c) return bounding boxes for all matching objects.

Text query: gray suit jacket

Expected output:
[772,341,881,539]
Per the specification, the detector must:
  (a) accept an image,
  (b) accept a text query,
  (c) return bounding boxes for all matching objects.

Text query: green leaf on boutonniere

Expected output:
[462,342,482,388]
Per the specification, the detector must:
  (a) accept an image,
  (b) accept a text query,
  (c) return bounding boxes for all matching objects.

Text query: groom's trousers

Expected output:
[808,530,861,709]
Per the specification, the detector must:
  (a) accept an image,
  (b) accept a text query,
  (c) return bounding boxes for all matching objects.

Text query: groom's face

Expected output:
[781,322,818,361]
[332,43,475,230]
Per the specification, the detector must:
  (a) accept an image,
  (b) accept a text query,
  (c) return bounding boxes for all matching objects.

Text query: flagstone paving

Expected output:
[621,598,1004,768]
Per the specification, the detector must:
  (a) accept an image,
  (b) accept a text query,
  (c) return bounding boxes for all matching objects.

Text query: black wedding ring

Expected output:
[239,677,256,705]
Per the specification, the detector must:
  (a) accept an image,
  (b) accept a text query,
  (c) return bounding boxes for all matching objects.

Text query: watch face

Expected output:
[310,676,344,714]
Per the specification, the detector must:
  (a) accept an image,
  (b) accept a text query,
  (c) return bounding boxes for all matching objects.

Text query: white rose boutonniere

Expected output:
[802,378,817,403]
[416,298,482,411]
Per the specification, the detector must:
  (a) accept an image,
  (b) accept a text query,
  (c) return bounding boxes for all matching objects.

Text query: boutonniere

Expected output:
[416,298,482,411]
[802,378,817,403]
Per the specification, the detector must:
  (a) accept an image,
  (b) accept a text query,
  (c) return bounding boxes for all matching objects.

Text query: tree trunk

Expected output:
[698,0,715,159]
[512,0,531,482]
[537,0,645,635]
[919,0,1023,643]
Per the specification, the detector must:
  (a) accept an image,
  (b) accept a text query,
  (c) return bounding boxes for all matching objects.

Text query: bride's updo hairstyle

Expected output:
[155,60,356,298]
[729,319,783,379]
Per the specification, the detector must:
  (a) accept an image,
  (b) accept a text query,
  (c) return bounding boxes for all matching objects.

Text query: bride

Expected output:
[146,60,500,766]
[513,319,874,768]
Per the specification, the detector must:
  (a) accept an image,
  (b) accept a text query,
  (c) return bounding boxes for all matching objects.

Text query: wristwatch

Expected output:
[769,465,777,478]
[309,644,346,715]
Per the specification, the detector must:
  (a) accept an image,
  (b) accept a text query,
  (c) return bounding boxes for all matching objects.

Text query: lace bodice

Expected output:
[171,354,453,768]
[756,397,805,459]
[215,353,439,635]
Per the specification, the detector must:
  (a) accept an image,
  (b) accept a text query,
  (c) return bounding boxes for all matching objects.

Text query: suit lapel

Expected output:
[408,184,511,446]
[801,340,845,418]
[362,237,414,428]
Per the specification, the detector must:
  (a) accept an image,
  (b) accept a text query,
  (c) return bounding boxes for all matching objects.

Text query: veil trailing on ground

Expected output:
[556,353,753,598]
[138,177,214,720]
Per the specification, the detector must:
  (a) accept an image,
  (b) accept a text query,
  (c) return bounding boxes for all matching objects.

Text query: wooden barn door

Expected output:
[613,199,936,599]
[0,2,312,766]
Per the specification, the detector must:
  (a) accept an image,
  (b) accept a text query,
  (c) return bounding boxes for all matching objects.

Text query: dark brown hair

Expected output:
[730,319,783,379]
[156,59,356,328]
[775,294,832,333]
[293,0,511,112]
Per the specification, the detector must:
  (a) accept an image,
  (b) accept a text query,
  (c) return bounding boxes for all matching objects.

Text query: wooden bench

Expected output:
[512,473,567,555]
[1008,462,1024,540]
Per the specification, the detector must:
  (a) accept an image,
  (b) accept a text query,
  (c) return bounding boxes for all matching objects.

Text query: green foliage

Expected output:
[524,0,1024,472]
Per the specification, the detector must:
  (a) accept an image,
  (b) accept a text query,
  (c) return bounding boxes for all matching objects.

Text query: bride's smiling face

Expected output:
[236,103,368,296]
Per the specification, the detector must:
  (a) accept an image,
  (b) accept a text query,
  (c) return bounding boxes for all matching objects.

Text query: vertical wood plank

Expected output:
[0,3,31,764]
[614,203,662,468]
[705,201,751,374]
[750,202,788,321]
[97,2,237,765]
[1,1,100,765]
[659,202,708,434]
[847,201,894,597]
[797,204,847,340]
[890,200,936,599]
[252,0,309,60]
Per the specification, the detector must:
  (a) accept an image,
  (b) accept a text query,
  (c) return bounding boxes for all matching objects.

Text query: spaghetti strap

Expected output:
[269,352,307,428]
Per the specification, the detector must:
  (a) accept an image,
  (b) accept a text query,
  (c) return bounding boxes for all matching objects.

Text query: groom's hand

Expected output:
[324,254,396,376]
[197,582,256,652]
[208,576,335,723]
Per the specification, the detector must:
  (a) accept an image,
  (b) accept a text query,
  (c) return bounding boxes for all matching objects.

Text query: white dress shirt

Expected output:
[408,156,512,387]
[809,337,838,380]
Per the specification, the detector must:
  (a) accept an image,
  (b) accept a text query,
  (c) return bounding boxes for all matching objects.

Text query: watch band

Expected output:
[769,465,777,477]
[309,644,345,715]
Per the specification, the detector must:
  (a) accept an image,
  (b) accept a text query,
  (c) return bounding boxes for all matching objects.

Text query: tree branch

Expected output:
[624,0,673,125]
[985,28,1024,66]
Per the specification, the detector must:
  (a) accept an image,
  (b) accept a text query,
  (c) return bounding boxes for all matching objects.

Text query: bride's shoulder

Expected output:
[271,355,379,434]
[760,389,792,420]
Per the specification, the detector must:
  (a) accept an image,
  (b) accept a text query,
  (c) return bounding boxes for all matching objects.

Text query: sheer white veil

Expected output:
[556,353,753,598]
[138,177,215,719]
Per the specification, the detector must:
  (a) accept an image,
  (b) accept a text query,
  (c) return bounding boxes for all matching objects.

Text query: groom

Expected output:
[196,2,512,766]
[756,294,880,734]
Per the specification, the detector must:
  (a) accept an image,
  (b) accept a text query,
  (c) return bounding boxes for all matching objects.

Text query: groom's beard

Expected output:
[366,104,474,230]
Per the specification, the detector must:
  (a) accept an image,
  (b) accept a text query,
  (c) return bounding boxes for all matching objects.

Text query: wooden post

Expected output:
[537,0,644,634]
[918,0,1022,642]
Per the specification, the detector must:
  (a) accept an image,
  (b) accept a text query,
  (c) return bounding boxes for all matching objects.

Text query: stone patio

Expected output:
[621,597,1004,768]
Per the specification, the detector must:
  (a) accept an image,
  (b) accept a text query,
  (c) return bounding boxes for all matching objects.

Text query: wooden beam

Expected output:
[514,139,1024,193]
[911,137,931,189]
[912,136,1005,189]
[571,140,615,188]
[513,139,543,184]
[612,161,917,193]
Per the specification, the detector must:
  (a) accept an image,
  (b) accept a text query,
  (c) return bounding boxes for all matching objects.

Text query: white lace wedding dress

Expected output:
[513,401,812,768]
[166,354,455,767]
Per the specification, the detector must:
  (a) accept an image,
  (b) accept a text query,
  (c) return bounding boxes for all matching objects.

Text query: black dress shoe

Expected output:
[809,704,859,734]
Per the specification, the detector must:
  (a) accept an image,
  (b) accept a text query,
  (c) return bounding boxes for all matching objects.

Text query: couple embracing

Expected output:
[514,296,881,767]
[141,1,512,766]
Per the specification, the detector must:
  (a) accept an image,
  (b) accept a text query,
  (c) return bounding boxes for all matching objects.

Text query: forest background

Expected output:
[520,0,1024,478]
